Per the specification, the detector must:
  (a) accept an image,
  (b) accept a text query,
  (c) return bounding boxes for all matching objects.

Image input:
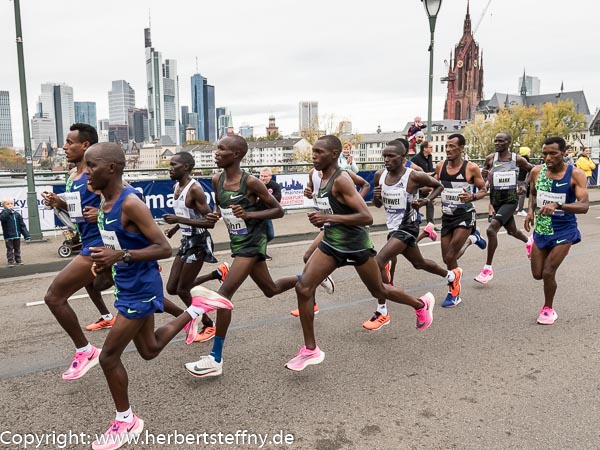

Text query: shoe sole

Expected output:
[450,268,462,297]
[285,352,325,371]
[362,319,391,331]
[92,418,144,450]
[184,365,223,378]
[474,276,492,284]
[85,326,113,331]
[185,318,199,345]
[62,350,101,380]
[191,286,234,311]
[291,309,319,317]
[441,297,461,308]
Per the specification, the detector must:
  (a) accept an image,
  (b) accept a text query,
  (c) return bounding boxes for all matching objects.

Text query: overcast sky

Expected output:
[1,0,598,148]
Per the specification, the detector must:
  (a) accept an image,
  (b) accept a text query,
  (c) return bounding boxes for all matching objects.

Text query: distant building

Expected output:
[109,80,135,125]
[0,91,13,147]
[517,75,541,96]
[31,113,57,150]
[191,73,216,142]
[239,124,253,138]
[138,136,177,169]
[145,28,180,144]
[74,101,97,128]
[216,107,228,139]
[266,115,279,137]
[180,106,198,143]
[108,124,129,145]
[338,120,352,134]
[127,108,149,143]
[299,101,318,131]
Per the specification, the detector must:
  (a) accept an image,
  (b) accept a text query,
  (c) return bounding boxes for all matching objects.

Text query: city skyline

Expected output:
[1,0,598,148]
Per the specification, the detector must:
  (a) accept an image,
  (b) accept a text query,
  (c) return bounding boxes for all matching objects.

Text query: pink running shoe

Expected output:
[423,222,438,241]
[415,292,435,331]
[526,235,534,259]
[285,345,325,371]
[475,267,494,284]
[184,318,199,345]
[92,414,144,450]
[537,306,558,325]
[62,346,101,380]
[190,286,234,313]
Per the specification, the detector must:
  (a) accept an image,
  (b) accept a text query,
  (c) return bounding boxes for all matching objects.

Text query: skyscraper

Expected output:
[216,107,228,139]
[108,80,135,125]
[74,101,97,128]
[299,101,318,132]
[517,74,541,96]
[0,91,13,147]
[191,73,216,142]
[145,28,180,144]
[127,108,149,143]
[34,83,74,147]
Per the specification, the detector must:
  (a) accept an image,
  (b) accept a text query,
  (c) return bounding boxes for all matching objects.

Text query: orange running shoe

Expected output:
[216,262,230,282]
[384,261,392,284]
[362,311,390,331]
[194,325,216,342]
[290,304,319,317]
[85,317,116,331]
[448,267,462,297]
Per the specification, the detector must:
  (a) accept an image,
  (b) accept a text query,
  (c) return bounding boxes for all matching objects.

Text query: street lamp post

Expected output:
[421,0,443,142]
[12,0,43,240]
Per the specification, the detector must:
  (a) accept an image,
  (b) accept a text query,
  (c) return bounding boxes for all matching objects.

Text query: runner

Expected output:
[41,124,116,381]
[84,142,233,449]
[435,133,487,308]
[525,136,589,325]
[363,139,461,330]
[184,135,301,378]
[475,132,533,284]
[286,135,435,371]
[162,151,229,344]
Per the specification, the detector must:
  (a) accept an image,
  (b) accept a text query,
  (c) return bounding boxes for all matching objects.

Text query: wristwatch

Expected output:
[122,249,132,263]
[555,201,563,210]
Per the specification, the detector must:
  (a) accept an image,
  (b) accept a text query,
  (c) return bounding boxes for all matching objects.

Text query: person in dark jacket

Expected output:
[0,198,31,266]
[411,141,436,225]
[259,167,282,243]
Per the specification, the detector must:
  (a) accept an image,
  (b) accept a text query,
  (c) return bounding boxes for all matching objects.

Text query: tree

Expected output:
[0,147,26,172]
[183,139,212,147]
[463,100,586,158]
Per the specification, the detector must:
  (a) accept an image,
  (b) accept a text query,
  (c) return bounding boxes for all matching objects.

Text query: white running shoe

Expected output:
[319,276,335,294]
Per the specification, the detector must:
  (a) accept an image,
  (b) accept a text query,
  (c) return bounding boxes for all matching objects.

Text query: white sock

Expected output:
[469,235,478,244]
[376,303,388,316]
[186,305,206,320]
[446,270,455,282]
[484,264,493,270]
[115,407,133,423]
[76,343,92,354]
[101,313,113,321]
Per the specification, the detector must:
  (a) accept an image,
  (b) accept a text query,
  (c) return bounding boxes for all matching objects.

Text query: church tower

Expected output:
[443,1,484,120]
[266,114,279,137]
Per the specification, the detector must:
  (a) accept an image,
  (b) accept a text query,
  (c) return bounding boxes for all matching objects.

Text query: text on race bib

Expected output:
[314,197,333,215]
[493,171,517,190]
[537,191,566,216]
[64,192,84,223]
[100,230,122,251]
[173,206,192,236]
[382,190,407,214]
[220,208,248,235]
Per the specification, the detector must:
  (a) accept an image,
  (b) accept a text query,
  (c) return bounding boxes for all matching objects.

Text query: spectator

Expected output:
[407,116,427,152]
[338,142,358,173]
[259,167,282,259]
[411,140,436,224]
[516,147,531,216]
[0,198,31,266]
[576,147,596,186]
[564,145,575,166]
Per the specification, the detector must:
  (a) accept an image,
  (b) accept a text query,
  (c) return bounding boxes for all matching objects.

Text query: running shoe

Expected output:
[362,311,390,331]
[415,292,435,331]
[517,210,528,217]
[471,229,487,249]
[62,346,101,380]
[285,345,325,371]
[319,275,335,294]
[92,414,144,450]
[384,261,392,283]
[184,318,199,345]
[290,303,319,317]
[194,325,216,343]
[526,235,534,259]
[475,266,494,284]
[216,262,230,282]
[184,355,223,378]
[537,306,558,325]
[423,222,438,241]
[441,293,461,308]
[448,267,462,297]
[85,317,116,331]
[190,286,234,312]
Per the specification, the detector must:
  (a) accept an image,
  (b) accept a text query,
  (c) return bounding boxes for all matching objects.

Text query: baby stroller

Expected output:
[54,207,82,258]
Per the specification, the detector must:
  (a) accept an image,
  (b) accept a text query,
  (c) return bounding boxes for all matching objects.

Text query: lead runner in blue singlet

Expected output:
[84,142,233,449]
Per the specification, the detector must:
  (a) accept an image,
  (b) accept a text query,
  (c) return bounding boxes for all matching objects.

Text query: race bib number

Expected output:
[382,190,407,214]
[174,206,192,236]
[314,196,333,215]
[221,208,248,235]
[441,188,464,214]
[64,192,84,223]
[493,171,517,190]
[99,230,122,250]
[537,191,566,217]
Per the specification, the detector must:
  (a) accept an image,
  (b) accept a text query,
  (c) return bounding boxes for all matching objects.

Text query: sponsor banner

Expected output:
[0,185,55,236]
[275,174,313,209]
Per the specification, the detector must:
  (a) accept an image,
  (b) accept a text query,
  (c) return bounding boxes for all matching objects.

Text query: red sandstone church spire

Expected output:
[443,0,484,120]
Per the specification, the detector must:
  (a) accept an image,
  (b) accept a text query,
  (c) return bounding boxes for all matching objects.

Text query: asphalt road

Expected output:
[1,208,600,449]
